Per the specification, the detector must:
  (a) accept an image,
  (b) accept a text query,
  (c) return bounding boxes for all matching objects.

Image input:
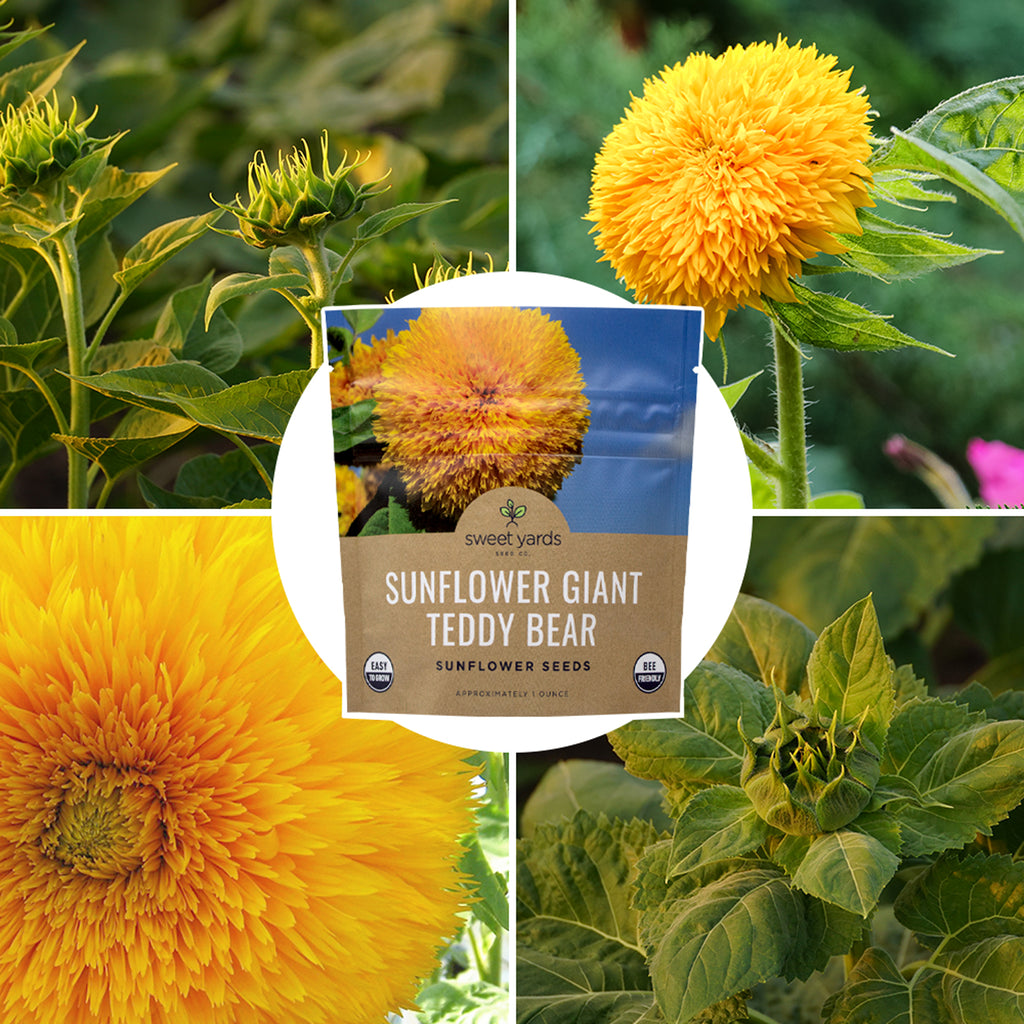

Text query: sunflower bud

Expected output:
[740,694,880,836]
[0,97,106,196]
[219,133,386,249]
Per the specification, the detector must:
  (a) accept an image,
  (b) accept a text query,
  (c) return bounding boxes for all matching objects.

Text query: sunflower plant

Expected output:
[205,136,453,370]
[0,6,493,509]
[588,37,1024,508]
[517,592,1024,1024]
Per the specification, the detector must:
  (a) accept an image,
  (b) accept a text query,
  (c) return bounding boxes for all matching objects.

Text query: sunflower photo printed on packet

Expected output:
[326,303,703,717]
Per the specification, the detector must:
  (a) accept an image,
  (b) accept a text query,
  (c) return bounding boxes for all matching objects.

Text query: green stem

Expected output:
[53,233,90,509]
[486,929,504,987]
[301,237,333,369]
[221,431,274,496]
[741,431,784,480]
[771,318,810,509]
[4,364,69,435]
[747,1009,785,1024]
[95,474,116,509]
[85,289,130,369]
[0,457,18,506]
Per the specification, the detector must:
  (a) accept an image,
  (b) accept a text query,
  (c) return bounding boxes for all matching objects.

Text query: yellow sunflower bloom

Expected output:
[588,37,874,339]
[0,517,477,1024]
[373,306,590,519]
[336,465,370,533]
[329,328,397,407]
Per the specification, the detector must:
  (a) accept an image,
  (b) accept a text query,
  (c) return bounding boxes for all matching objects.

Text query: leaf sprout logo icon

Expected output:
[499,498,527,526]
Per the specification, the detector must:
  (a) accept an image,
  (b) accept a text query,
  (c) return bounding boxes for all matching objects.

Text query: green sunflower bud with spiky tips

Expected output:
[0,97,111,197]
[216,132,387,250]
[739,693,880,836]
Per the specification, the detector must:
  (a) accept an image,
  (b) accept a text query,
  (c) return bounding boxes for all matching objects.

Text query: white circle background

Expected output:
[271,271,752,753]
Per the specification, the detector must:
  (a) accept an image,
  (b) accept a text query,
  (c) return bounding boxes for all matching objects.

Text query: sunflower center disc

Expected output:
[40,770,144,877]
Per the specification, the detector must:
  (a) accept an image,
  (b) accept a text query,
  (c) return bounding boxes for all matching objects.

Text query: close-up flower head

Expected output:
[587,37,874,338]
[217,132,387,250]
[0,96,112,197]
[372,306,591,519]
[0,516,477,1023]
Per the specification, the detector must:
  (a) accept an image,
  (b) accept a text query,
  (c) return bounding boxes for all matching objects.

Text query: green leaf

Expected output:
[115,211,223,296]
[76,164,176,244]
[645,866,804,1023]
[0,334,63,373]
[832,210,997,281]
[520,759,673,837]
[748,459,776,510]
[354,198,456,243]
[883,698,1024,856]
[517,812,659,1024]
[707,592,817,696]
[136,475,226,509]
[956,682,1024,723]
[667,786,770,877]
[72,362,228,413]
[0,382,65,466]
[744,517,995,636]
[87,340,175,374]
[0,25,52,70]
[719,372,762,411]
[332,399,376,451]
[169,368,314,442]
[519,811,656,954]
[765,282,951,355]
[53,408,195,483]
[154,275,242,374]
[171,444,278,503]
[809,491,866,509]
[359,497,419,535]
[204,270,309,328]
[869,168,957,210]
[0,41,84,108]
[931,937,1024,1022]
[776,829,900,918]
[78,232,118,328]
[873,76,1024,240]
[894,852,1024,951]
[460,831,508,933]
[609,663,774,792]
[807,596,894,752]
[420,167,508,254]
[821,946,925,1024]
[419,979,508,1024]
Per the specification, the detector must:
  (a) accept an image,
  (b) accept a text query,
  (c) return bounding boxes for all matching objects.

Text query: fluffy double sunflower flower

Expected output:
[588,37,874,338]
[0,517,477,1024]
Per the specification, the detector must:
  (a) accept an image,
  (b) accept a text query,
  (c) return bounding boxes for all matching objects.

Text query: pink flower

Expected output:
[967,437,1024,507]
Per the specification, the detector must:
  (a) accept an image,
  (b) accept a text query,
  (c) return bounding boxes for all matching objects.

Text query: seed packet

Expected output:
[327,303,702,717]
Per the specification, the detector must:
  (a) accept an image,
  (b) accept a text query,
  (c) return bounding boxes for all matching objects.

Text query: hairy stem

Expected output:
[741,431,784,480]
[771,319,809,509]
[54,233,89,508]
[301,237,333,369]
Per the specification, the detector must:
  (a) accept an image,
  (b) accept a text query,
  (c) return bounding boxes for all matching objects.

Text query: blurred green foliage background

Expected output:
[2,0,507,503]
[517,0,1024,507]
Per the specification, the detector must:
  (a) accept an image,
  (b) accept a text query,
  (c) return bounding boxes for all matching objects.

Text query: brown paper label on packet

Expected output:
[341,487,686,717]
